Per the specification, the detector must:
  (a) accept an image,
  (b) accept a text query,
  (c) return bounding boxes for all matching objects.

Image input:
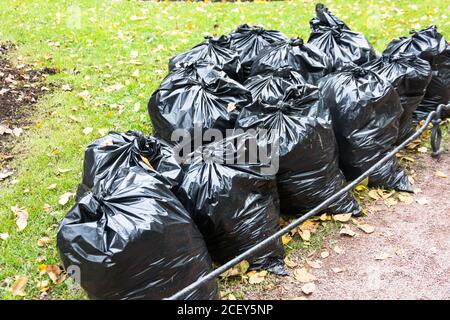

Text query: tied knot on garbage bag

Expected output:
[250,37,331,85]
[308,4,376,71]
[383,24,450,120]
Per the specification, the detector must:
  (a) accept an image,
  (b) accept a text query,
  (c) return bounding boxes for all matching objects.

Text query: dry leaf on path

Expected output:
[333,213,352,222]
[11,276,28,296]
[306,259,322,269]
[340,227,356,237]
[320,251,329,259]
[294,268,316,283]
[301,282,316,295]
[333,246,345,254]
[358,224,375,234]
[435,171,448,178]
[284,257,297,269]
[248,271,267,285]
[331,267,345,273]
[375,252,392,260]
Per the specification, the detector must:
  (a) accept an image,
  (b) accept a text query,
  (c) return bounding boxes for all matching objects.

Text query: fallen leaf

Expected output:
[301,282,316,295]
[37,236,51,247]
[227,102,236,112]
[77,90,90,100]
[47,183,57,190]
[58,168,71,173]
[104,83,125,93]
[36,256,46,263]
[61,84,72,91]
[11,205,28,231]
[306,259,322,269]
[417,146,428,153]
[284,256,297,268]
[82,127,93,135]
[282,233,292,245]
[0,170,14,181]
[333,213,352,222]
[430,247,438,254]
[320,251,329,259]
[45,265,62,283]
[227,293,237,300]
[294,268,316,283]
[340,227,356,237]
[333,246,344,254]
[36,280,49,292]
[358,224,375,234]
[398,193,414,204]
[355,184,368,192]
[12,128,23,137]
[331,267,345,273]
[435,171,448,178]
[58,192,75,206]
[0,233,9,241]
[299,229,311,241]
[416,197,429,205]
[375,252,392,260]
[248,271,267,285]
[368,190,380,200]
[11,276,28,296]
[384,197,398,207]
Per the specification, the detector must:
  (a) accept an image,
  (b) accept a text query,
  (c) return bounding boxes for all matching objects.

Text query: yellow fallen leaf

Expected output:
[358,224,375,234]
[340,227,356,237]
[331,267,345,273]
[11,205,28,232]
[398,193,414,204]
[82,127,93,135]
[368,190,380,200]
[282,233,292,245]
[227,102,236,112]
[284,256,297,268]
[58,192,75,206]
[384,197,398,207]
[319,213,332,221]
[248,271,267,285]
[333,213,352,222]
[435,171,448,178]
[375,252,392,260]
[306,259,322,269]
[294,268,316,283]
[333,246,344,254]
[12,276,28,296]
[355,185,368,192]
[301,282,316,295]
[299,229,311,241]
[37,236,51,247]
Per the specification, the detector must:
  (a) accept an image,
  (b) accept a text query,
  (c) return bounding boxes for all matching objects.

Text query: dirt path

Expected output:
[308,153,450,300]
[240,151,449,300]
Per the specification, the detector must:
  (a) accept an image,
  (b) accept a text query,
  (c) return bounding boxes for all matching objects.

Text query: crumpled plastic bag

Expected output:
[244,66,306,104]
[363,53,432,143]
[58,166,218,300]
[76,131,182,199]
[250,37,331,85]
[236,84,362,216]
[383,25,450,119]
[229,24,288,79]
[169,35,243,82]
[148,61,252,144]
[319,64,413,192]
[176,133,286,275]
[308,3,377,71]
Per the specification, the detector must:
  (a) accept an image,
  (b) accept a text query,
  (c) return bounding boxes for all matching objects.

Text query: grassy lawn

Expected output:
[0,0,449,300]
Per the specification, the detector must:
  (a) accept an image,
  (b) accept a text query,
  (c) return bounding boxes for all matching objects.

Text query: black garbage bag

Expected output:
[149,61,252,144]
[229,24,288,79]
[383,25,450,119]
[57,166,218,300]
[176,133,286,275]
[244,66,306,104]
[250,37,331,85]
[76,131,182,199]
[309,3,349,30]
[308,3,377,71]
[319,64,413,192]
[235,84,362,216]
[168,35,243,82]
[363,53,432,143]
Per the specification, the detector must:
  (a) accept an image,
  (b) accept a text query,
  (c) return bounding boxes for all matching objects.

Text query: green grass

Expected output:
[0,0,449,300]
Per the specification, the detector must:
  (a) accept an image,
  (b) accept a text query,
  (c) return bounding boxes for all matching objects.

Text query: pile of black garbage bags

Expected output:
[57,3,450,300]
